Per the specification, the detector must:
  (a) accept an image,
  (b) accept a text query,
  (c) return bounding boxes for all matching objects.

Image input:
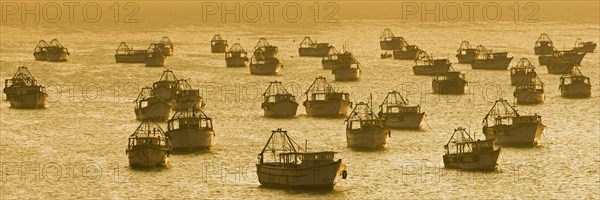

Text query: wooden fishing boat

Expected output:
[261,81,298,118]
[3,66,48,109]
[346,101,390,149]
[33,40,48,61]
[254,37,278,59]
[156,36,173,56]
[377,91,425,129]
[322,47,353,70]
[173,79,205,111]
[152,69,179,101]
[303,76,351,117]
[166,102,215,152]
[514,75,545,104]
[534,33,555,55]
[380,29,404,50]
[413,51,451,75]
[538,50,585,66]
[545,56,574,74]
[145,43,167,67]
[471,45,513,70]
[510,58,538,85]
[115,42,147,63]
[249,49,283,75]
[482,98,546,146]
[225,43,249,67]
[256,128,347,190]
[432,70,467,95]
[393,43,422,60]
[456,41,478,63]
[134,87,172,121]
[572,38,597,53]
[332,50,360,81]
[126,120,171,168]
[559,66,591,98]
[46,39,70,62]
[298,37,331,57]
[443,127,501,171]
[211,34,228,53]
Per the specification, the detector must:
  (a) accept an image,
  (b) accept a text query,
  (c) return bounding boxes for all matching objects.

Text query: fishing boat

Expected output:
[3,66,48,108]
[413,51,451,75]
[538,50,586,66]
[303,76,351,117]
[166,102,215,152]
[46,39,70,62]
[346,101,390,149]
[534,34,555,55]
[156,36,173,56]
[393,42,422,60]
[225,43,249,67]
[432,70,467,95]
[254,37,278,59]
[256,128,347,190]
[471,45,513,70]
[145,43,167,67]
[210,34,228,53]
[249,49,283,75]
[482,98,546,146]
[456,41,478,64]
[332,50,360,81]
[134,87,172,121]
[443,127,501,171]
[114,42,147,63]
[173,79,205,111]
[33,40,48,61]
[514,75,545,104]
[380,29,404,50]
[126,120,171,168]
[298,37,331,57]
[509,58,538,85]
[572,38,597,53]
[377,91,425,129]
[152,69,179,101]
[380,52,392,59]
[261,81,298,118]
[546,56,575,74]
[322,47,353,70]
[559,66,591,98]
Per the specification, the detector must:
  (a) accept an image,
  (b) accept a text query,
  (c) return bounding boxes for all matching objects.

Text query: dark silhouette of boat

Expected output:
[152,69,179,102]
[173,79,205,111]
[443,127,501,171]
[166,102,215,152]
[46,39,70,62]
[456,41,478,63]
[559,66,591,98]
[33,40,48,61]
[393,41,422,60]
[379,29,404,50]
[346,101,390,149]
[3,66,48,109]
[134,86,172,121]
[332,49,360,81]
[250,49,282,75]
[303,76,351,117]
[539,50,586,66]
[377,91,425,129]
[256,128,347,190]
[546,56,575,74]
[126,120,171,168]
[211,34,228,53]
[432,70,467,95]
[510,58,538,85]
[254,37,278,59]
[572,38,597,53]
[156,36,173,56]
[534,34,555,55]
[413,51,451,75]
[322,47,353,70]
[380,52,392,59]
[115,42,147,63]
[225,43,249,67]
[482,98,545,146]
[145,43,167,67]
[514,74,545,104]
[298,37,331,57]
[471,45,513,70]
[261,81,298,118]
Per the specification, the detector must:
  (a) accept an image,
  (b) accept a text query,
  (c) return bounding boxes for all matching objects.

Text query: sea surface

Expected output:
[1,3,599,199]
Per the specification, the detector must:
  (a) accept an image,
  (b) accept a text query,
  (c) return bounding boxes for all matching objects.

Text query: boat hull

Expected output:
[322,60,336,70]
[534,46,554,55]
[380,112,424,129]
[303,100,351,117]
[135,102,172,122]
[256,160,345,190]
[510,73,536,85]
[443,149,502,171]
[546,63,574,74]
[432,79,466,95]
[471,57,513,70]
[393,50,421,60]
[127,146,170,168]
[262,101,298,118]
[413,64,450,76]
[250,62,282,75]
[333,68,360,81]
[539,53,585,65]
[145,55,166,67]
[166,128,215,151]
[457,54,475,64]
[483,123,545,146]
[299,48,330,57]
[33,52,47,61]
[226,57,249,68]
[211,44,227,53]
[573,44,597,53]
[115,54,146,63]
[47,52,69,62]
[560,82,591,98]
[158,47,173,56]
[514,90,544,104]
[380,40,401,50]
[8,91,48,109]
[346,126,390,149]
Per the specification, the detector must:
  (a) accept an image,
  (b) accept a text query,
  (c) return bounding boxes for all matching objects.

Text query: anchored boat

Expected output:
[303,76,351,117]
[443,127,501,171]
[126,120,171,168]
[152,69,179,101]
[211,34,228,53]
[346,101,390,149]
[145,43,167,67]
[322,47,353,70]
[413,51,451,75]
[377,91,425,129]
[225,43,249,67]
[134,86,172,121]
[456,41,478,64]
[3,66,48,109]
[261,81,298,118]
[534,34,555,55]
[514,75,545,104]
[380,29,404,50]
[393,41,422,60]
[298,37,331,57]
[332,49,360,81]
[254,37,278,59]
[156,36,174,56]
[432,70,467,95]
[46,39,70,62]
[510,58,538,85]
[250,49,283,75]
[559,66,591,98]
[33,40,48,61]
[572,38,597,53]
[482,98,545,146]
[166,102,215,152]
[115,42,147,63]
[538,50,585,66]
[471,45,513,70]
[173,79,205,111]
[256,128,347,190]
